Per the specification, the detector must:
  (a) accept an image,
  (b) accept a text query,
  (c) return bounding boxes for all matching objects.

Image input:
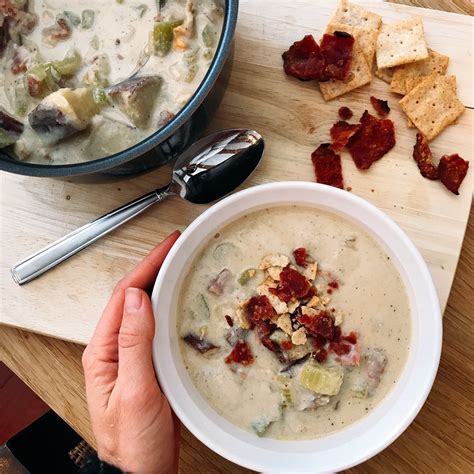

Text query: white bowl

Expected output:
[151,182,442,473]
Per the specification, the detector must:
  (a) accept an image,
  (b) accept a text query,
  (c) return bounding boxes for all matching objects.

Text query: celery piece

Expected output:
[251,416,273,437]
[90,35,100,50]
[25,64,58,97]
[64,11,81,27]
[150,20,183,57]
[183,47,199,82]
[91,87,109,106]
[213,242,237,261]
[202,23,217,48]
[299,362,344,396]
[0,129,18,148]
[13,79,30,116]
[196,293,210,320]
[276,374,293,407]
[81,10,95,29]
[238,268,256,286]
[134,4,148,18]
[52,50,82,76]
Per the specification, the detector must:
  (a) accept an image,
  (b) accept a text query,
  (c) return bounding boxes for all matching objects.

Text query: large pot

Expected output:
[0,0,239,178]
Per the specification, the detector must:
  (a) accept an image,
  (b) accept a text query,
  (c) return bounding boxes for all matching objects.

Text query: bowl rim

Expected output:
[0,0,239,177]
[151,182,442,473]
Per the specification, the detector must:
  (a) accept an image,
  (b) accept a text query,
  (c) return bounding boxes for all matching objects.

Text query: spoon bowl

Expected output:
[11,129,264,285]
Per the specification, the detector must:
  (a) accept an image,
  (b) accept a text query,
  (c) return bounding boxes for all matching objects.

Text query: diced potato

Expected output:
[28,88,99,141]
[108,76,162,128]
[299,362,344,396]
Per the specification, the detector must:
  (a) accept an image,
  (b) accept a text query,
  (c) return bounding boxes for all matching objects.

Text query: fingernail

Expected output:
[125,288,143,312]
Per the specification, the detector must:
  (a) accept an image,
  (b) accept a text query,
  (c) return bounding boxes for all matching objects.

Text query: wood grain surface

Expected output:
[0,1,473,473]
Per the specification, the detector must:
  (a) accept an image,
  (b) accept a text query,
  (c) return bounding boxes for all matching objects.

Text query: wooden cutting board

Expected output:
[1,0,472,345]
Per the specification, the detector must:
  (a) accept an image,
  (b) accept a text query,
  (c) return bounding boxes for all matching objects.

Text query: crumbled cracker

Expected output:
[326,21,379,71]
[266,266,283,281]
[375,66,393,84]
[236,306,250,329]
[287,299,300,314]
[306,296,321,308]
[334,312,344,326]
[300,306,318,317]
[390,48,449,95]
[262,277,278,289]
[319,41,372,101]
[399,74,465,141]
[291,327,307,346]
[330,0,382,32]
[260,254,290,270]
[321,296,331,305]
[276,313,293,335]
[302,262,318,281]
[375,17,428,69]
[407,117,415,128]
[257,285,288,314]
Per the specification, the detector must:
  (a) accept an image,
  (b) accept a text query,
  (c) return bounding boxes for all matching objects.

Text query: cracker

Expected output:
[326,21,378,70]
[319,41,372,101]
[407,117,415,128]
[390,49,450,95]
[376,17,428,69]
[330,0,382,32]
[375,67,393,84]
[399,74,465,141]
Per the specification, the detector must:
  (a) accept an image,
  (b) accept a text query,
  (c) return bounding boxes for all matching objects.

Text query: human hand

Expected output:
[82,231,181,473]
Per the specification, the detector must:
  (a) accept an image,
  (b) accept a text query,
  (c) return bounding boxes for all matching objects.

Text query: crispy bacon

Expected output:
[342,331,357,344]
[298,311,334,339]
[282,34,326,81]
[438,154,469,195]
[370,96,390,117]
[319,31,355,81]
[338,106,353,121]
[225,315,233,327]
[329,341,351,355]
[311,143,344,189]
[245,295,274,323]
[346,110,396,170]
[413,133,439,180]
[183,333,219,354]
[330,121,360,150]
[279,267,311,299]
[282,32,354,82]
[293,247,313,267]
[315,348,328,363]
[225,340,254,366]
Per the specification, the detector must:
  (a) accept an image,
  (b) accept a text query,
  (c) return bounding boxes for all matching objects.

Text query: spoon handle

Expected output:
[11,188,170,285]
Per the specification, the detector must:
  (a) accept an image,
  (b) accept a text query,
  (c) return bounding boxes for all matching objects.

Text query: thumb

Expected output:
[117,288,157,386]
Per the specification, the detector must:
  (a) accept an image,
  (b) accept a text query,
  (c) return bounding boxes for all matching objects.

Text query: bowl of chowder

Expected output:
[151,181,442,473]
[0,0,238,177]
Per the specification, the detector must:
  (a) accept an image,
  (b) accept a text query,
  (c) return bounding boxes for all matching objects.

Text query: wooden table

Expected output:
[1,1,472,472]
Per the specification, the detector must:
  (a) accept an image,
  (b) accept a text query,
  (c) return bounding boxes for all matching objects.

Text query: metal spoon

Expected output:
[11,129,264,285]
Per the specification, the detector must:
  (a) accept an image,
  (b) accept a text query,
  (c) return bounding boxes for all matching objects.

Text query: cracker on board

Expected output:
[390,48,450,95]
[319,41,372,101]
[326,21,378,70]
[399,74,465,141]
[375,67,393,84]
[330,0,382,32]
[376,17,428,69]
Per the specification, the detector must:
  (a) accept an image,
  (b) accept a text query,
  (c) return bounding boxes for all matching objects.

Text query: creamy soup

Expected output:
[177,206,411,439]
[0,0,223,164]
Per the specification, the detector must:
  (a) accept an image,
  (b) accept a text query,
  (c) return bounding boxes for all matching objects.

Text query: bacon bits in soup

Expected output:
[178,206,411,439]
[0,0,224,164]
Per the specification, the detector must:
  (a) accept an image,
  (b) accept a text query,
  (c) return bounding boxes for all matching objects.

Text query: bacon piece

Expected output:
[347,110,396,170]
[26,75,42,97]
[331,325,342,343]
[0,110,24,134]
[298,311,334,339]
[342,331,357,344]
[319,31,355,81]
[311,334,327,349]
[330,121,360,150]
[293,247,314,267]
[254,320,276,339]
[245,295,274,323]
[282,32,354,82]
[338,106,353,121]
[225,340,254,366]
[438,154,469,195]
[282,35,326,81]
[413,133,439,180]
[183,333,219,354]
[279,267,311,299]
[329,342,351,355]
[333,342,361,366]
[370,96,390,117]
[315,348,328,363]
[311,143,344,189]
[208,269,231,296]
[225,315,233,327]
[281,340,293,351]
